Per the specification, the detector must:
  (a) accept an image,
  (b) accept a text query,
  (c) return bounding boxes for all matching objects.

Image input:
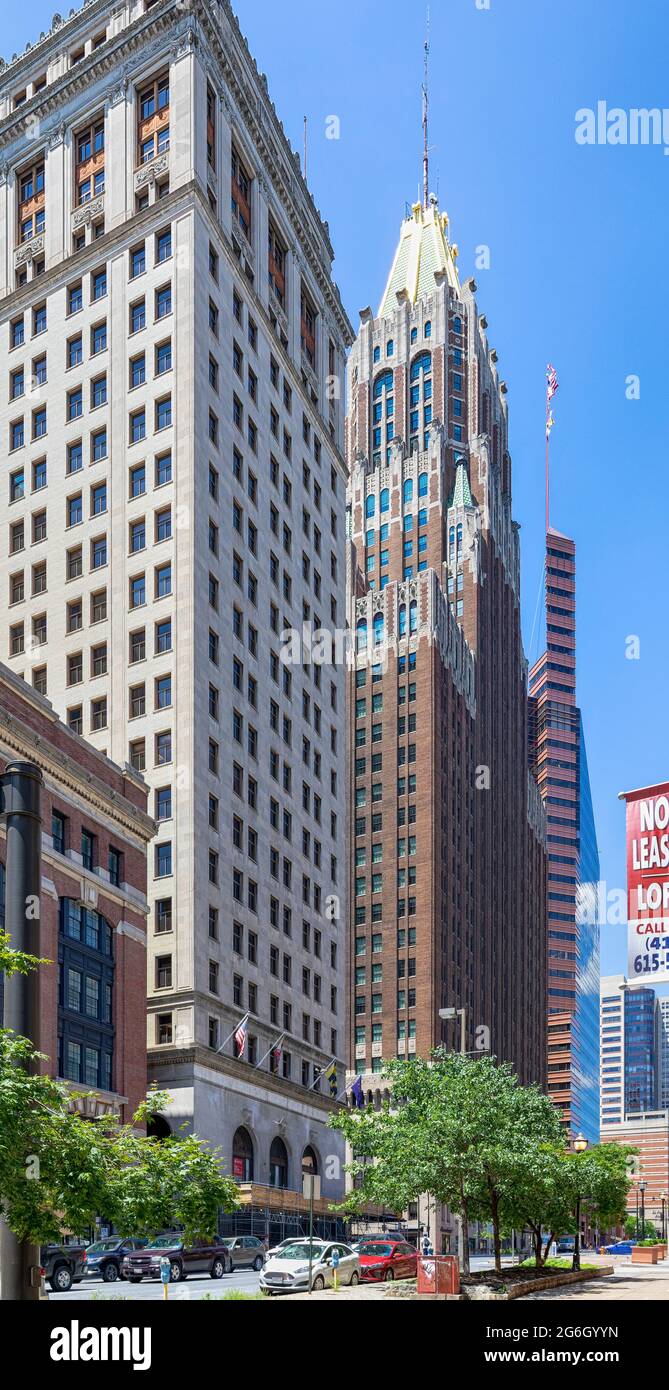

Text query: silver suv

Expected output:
[220,1236,265,1271]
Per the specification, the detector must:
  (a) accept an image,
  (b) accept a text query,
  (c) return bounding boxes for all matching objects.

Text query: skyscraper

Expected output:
[529,529,600,1141]
[0,0,353,1210]
[600,973,662,1126]
[346,197,547,1106]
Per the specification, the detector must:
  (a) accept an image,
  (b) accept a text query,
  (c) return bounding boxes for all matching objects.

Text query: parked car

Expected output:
[220,1236,266,1271]
[602,1241,636,1255]
[121,1234,232,1283]
[356,1238,418,1283]
[82,1238,148,1283]
[40,1242,87,1293]
[260,1240,360,1294]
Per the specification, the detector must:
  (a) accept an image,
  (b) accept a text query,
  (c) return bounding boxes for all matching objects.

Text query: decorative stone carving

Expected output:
[72,193,104,230]
[134,152,169,190]
[14,234,44,268]
[111,72,128,106]
[49,121,66,150]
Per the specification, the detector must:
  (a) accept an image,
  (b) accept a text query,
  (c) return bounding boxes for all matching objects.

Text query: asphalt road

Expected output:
[49,1269,262,1301]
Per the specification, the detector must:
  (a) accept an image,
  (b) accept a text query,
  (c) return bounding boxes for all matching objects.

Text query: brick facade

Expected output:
[346,201,547,1097]
[0,662,153,1122]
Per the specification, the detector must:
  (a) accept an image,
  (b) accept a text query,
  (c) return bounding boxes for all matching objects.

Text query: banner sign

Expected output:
[624,782,669,983]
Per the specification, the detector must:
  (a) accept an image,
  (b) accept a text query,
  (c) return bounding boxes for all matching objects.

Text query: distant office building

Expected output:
[529,530,600,1141]
[601,1108,669,1228]
[659,998,669,1108]
[600,973,662,1127]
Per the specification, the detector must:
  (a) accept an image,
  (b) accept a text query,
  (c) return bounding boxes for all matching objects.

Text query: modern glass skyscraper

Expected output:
[529,530,600,1142]
[624,987,658,1113]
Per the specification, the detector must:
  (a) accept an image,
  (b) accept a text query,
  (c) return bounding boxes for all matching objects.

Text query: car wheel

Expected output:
[210,1258,225,1280]
[350,1271,360,1286]
[312,1274,325,1290]
[384,1268,395,1281]
[51,1265,73,1293]
[169,1261,183,1283]
[102,1263,119,1283]
[253,1255,263,1271]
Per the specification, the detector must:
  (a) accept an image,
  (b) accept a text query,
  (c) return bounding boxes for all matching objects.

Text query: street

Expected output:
[49,1270,262,1302]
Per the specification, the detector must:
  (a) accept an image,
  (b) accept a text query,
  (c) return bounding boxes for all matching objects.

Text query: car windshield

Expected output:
[357,1242,394,1256]
[146,1236,180,1249]
[86,1240,120,1253]
[274,1243,326,1261]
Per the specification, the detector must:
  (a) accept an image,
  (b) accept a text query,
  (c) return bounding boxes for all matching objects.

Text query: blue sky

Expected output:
[6,1,669,976]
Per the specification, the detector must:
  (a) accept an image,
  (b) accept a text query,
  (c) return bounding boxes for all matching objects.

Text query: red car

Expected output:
[356,1238,418,1282]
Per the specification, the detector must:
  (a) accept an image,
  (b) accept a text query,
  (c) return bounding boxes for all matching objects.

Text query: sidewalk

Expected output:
[521,1258,669,1301]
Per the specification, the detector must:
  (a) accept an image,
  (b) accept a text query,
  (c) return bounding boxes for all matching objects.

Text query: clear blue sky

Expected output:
[6,1,668,976]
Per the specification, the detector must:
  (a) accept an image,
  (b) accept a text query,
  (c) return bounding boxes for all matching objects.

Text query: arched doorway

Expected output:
[269,1136,288,1188]
[232,1125,254,1181]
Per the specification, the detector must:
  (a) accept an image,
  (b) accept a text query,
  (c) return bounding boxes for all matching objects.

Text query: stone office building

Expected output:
[0,0,353,1202]
[346,198,547,1105]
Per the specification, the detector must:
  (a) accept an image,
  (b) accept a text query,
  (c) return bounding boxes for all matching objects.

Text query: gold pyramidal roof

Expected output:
[378,200,461,317]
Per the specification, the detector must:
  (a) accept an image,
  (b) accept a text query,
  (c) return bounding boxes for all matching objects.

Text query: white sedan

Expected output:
[260,1240,360,1294]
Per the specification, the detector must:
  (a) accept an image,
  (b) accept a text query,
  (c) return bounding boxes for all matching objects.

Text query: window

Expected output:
[75,118,105,205]
[138,72,170,165]
[231,144,252,238]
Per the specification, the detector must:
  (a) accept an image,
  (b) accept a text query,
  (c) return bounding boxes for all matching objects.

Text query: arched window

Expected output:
[302,1146,319,1176]
[356,620,368,653]
[365,493,375,519]
[373,345,380,363]
[457,523,463,557]
[398,604,407,638]
[403,478,413,505]
[372,370,394,465]
[453,315,462,334]
[425,320,432,338]
[449,525,455,554]
[380,488,389,513]
[386,339,394,357]
[409,352,432,453]
[373,612,385,647]
[269,1136,288,1188]
[409,600,418,634]
[418,472,428,497]
[410,327,418,344]
[232,1126,254,1181]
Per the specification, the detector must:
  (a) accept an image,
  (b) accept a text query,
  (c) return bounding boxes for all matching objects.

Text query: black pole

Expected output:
[641,1187,646,1238]
[0,761,43,1302]
[572,1195,581,1272]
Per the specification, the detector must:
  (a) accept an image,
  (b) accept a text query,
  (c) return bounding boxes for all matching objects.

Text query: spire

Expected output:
[449,461,475,509]
[422,9,430,208]
[378,200,460,317]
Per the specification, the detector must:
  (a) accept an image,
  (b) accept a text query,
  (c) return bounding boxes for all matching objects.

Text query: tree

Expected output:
[507,1141,635,1265]
[0,1030,240,1247]
[330,1052,564,1274]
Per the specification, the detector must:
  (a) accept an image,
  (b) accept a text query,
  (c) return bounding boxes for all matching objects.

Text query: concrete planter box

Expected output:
[631,1245,660,1265]
[462,1266,614,1301]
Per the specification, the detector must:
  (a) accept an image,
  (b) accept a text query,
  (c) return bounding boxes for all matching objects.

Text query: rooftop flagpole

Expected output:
[422,8,430,207]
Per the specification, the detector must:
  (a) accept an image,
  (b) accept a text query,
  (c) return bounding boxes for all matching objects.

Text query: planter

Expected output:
[631,1245,660,1265]
[462,1265,614,1301]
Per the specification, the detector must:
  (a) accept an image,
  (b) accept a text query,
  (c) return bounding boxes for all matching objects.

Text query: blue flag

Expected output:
[351,1076,364,1108]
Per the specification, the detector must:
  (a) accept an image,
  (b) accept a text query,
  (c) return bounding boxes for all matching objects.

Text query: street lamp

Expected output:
[661,1192,668,1243]
[639,1180,647,1239]
[439,1006,466,1055]
[572,1133,589,1272]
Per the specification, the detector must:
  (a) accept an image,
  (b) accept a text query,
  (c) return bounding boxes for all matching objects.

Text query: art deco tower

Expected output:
[346,198,547,1100]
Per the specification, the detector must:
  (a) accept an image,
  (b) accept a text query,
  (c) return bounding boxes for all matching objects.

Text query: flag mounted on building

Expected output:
[350,1075,364,1109]
[325,1060,338,1097]
[234,1013,249,1059]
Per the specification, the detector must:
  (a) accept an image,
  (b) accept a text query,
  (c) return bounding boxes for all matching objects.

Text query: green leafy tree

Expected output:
[0,1036,240,1247]
[331,1052,564,1274]
[508,1141,634,1264]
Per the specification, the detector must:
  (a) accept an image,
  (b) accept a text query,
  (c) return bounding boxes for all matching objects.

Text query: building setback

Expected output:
[529,529,600,1142]
[601,1108,669,1229]
[0,661,152,1122]
[346,198,547,1103]
[0,0,353,1204]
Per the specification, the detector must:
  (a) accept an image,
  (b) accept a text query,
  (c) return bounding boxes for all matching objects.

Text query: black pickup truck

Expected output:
[40,1242,87,1293]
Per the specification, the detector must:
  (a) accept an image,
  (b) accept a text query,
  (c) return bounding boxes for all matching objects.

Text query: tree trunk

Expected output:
[531,1225,542,1267]
[459,1179,470,1277]
[490,1187,502,1273]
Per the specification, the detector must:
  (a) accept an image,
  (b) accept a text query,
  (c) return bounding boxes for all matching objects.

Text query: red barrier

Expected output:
[417,1255,460,1296]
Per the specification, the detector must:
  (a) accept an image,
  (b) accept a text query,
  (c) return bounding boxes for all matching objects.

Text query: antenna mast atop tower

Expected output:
[422,9,430,207]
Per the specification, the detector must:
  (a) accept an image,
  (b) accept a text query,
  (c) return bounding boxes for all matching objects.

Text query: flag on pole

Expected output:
[234,1014,249,1058]
[350,1076,364,1109]
[325,1060,338,1098]
[546,363,559,401]
[546,410,555,441]
[271,1036,283,1070]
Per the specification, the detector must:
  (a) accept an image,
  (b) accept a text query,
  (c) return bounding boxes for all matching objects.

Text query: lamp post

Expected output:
[639,1180,647,1239]
[439,1006,467,1270]
[572,1132,589,1272]
[661,1192,667,1243]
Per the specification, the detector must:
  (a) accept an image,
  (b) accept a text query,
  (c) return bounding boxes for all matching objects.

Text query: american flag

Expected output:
[272,1036,283,1068]
[234,1014,249,1058]
[546,363,559,401]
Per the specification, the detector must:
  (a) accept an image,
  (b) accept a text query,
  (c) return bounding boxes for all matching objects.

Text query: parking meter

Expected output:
[159,1256,171,1299]
[331,1247,340,1291]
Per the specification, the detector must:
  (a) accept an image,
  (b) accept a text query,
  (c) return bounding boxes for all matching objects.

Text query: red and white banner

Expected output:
[624,781,669,982]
